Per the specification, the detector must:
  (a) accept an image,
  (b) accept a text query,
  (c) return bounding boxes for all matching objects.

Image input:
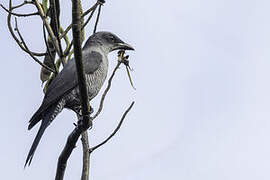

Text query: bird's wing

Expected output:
[83,49,104,74]
[44,50,103,104]
[28,50,102,129]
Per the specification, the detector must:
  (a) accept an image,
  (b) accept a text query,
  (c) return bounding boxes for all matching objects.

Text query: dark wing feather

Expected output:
[83,50,103,74]
[28,50,102,129]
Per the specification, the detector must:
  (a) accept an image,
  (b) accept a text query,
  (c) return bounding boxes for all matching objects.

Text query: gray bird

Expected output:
[25,31,134,167]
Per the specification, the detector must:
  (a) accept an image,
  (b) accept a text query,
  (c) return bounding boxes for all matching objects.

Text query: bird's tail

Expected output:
[24,119,49,168]
[25,104,58,167]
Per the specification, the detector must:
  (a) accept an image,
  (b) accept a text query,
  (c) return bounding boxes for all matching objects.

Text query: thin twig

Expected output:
[82,4,98,31]
[6,1,47,56]
[92,51,127,120]
[14,18,56,73]
[93,4,102,34]
[82,2,99,17]
[12,1,33,9]
[90,101,135,153]
[92,61,121,119]
[60,25,72,40]
[60,27,70,53]
[33,0,66,66]
[63,6,97,57]
[40,0,62,83]
[62,2,99,58]
[0,4,38,17]
[64,40,73,57]
[60,2,98,39]
[62,8,97,57]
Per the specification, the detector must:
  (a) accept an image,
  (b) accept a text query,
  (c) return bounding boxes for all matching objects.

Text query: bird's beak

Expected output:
[113,42,135,51]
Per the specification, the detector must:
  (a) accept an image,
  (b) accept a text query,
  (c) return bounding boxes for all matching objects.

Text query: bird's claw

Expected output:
[78,114,93,130]
[76,105,94,130]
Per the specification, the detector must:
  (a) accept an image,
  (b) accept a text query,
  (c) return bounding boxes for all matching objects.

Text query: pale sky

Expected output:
[1,0,270,179]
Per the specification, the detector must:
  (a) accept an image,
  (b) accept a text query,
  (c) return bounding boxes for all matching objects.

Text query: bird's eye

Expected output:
[108,35,115,42]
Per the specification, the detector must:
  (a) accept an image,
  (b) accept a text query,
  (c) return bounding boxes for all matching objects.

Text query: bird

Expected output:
[25,31,134,167]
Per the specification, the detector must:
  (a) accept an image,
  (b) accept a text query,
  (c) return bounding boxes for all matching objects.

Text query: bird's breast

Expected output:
[85,58,108,100]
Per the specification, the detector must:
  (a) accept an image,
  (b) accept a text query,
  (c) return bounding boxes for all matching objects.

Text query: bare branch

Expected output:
[60,25,72,40]
[60,1,99,39]
[61,2,99,60]
[63,5,97,57]
[12,1,33,9]
[83,1,99,17]
[72,0,91,125]
[33,0,66,66]
[55,0,92,179]
[81,132,90,180]
[14,18,56,73]
[82,3,98,30]
[64,41,73,57]
[90,101,135,153]
[6,1,47,57]
[0,4,38,17]
[55,124,86,180]
[93,51,127,120]
[79,1,105,179]
[60,27,71,53]
[93,4,102,34]
[62,1,102,59]
[40,0,62,83]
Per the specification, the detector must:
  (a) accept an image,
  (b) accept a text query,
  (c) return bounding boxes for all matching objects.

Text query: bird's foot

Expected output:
[76,106,94,130]
[78,114,93,130]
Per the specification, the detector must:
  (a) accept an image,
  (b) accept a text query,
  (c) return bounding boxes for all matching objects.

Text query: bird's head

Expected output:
[87,31,134,53]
